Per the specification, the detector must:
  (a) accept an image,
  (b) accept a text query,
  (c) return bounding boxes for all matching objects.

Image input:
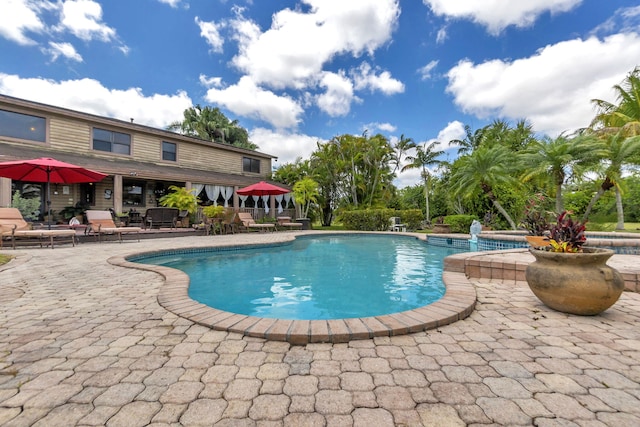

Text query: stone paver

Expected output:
[0,232,639,425]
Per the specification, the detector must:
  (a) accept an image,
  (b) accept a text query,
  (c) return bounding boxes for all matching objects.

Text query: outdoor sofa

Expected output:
[142,207,179,229]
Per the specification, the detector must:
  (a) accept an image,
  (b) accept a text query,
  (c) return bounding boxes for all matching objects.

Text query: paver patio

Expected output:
[1,231,639,426]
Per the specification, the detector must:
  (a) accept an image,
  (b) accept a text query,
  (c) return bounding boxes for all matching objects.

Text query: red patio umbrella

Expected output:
[0,157,108,228]
[236,181,290,196]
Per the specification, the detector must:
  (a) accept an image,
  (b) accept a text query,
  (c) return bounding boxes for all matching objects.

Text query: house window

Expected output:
[93,128,131,154]
[243,157,261,173]
[122,179,145,207]
[0,109,46,142]
[162,141,177,161]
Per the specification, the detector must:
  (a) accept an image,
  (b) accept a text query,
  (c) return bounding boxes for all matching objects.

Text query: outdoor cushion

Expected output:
[236,212,275,232]
[277,216,303,230]
[86,210,141,242]
[0,207,76,249]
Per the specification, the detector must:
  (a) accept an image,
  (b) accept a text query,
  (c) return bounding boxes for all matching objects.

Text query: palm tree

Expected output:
[591,67,640,137]
[401,141,444,224]
[167,105,258,149]
[449,124,485,155]
[580,131,640,227]
[391,134,416,173]
[587,67,640,228]
[450,145,520,229]
[520,134,603,213]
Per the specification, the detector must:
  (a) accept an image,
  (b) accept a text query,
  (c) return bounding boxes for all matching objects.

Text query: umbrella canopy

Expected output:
[0,157,108,228]
[236,181,290,196]
[0,157,107,183]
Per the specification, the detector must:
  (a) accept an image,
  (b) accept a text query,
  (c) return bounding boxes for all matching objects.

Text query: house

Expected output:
[0,94,289,222]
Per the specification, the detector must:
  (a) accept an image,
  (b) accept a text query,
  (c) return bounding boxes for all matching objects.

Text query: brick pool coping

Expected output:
[108,235,478,345]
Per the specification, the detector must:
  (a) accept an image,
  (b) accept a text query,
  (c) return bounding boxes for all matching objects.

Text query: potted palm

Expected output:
[525,211,624,315]
[292,177,318,230]
[158,186,199,227]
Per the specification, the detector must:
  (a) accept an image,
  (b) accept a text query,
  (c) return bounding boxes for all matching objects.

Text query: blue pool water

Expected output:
[136,234,464,320]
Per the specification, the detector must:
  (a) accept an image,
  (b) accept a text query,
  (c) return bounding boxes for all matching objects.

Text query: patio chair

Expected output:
[389,217,406,232]
[236,212,276,232]
[0,207,76,249]
[276,216,303,231]
[86,210,141,243]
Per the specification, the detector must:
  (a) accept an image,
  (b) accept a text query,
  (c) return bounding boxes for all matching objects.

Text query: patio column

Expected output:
[113,175,123,212]
[233,186,239,210]
[0,177,10,207]
[270,195,276,216]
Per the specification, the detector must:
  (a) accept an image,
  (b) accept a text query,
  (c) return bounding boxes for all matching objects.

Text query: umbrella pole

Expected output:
[46,170,51,230]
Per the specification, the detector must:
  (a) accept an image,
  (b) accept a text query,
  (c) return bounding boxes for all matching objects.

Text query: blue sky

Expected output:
[1,0,639,187]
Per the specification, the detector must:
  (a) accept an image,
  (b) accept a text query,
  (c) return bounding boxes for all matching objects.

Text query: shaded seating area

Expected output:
[86,210,141,243]
[0,208,77,249]
[142,207,179,229]
[236,212,275,232]
[277,216,303,230]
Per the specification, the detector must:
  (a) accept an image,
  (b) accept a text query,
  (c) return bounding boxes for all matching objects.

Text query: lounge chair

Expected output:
[0,207,76,249]
[86,210,141,242]
[236,212,275,232]
[276,216,303,230]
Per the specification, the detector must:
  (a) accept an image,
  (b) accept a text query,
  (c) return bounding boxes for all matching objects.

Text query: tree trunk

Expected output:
[490,198,517,230]
[615,186,625,230]
[582,177,614,222]
[555,182,563,214]
[424,176,430,224]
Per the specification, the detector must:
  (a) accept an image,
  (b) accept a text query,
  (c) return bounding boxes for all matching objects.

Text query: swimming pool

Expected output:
[135,234,464,320]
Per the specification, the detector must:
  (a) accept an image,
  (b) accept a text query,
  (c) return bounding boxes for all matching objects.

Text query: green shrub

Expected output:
[401,209,423,230]
[340,208,423,231]
[11,191,40,221]
[444,215,477,233]
[340,209,394,231]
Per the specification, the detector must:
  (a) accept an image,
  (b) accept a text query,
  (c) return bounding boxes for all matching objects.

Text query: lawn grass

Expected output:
[0,254,12,266]
[589,222,640,233]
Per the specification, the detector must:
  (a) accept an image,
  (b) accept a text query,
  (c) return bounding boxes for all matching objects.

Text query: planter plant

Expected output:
[525,211,624,315]
[520,194,553,248]
[158,186,199,227]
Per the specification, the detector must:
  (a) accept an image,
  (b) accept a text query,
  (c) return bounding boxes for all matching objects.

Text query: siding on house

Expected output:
[0,94,278,212]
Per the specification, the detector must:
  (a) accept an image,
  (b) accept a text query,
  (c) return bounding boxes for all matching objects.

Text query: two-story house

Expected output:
[0,94,287,223]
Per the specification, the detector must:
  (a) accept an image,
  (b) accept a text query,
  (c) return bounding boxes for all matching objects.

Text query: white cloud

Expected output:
[58,0,117,42]
[0,73,192,129]
[195,17,224,53]
[351,62,404,95]
[199,74,223,88]
[364,122,396,133]
[592,5,640,36]
[204,76,303,129]
[418,60,439,80]
[316,71,355,117]
[433,120,466,150]
[250,127,322,165]
[436,26,447,44]
[45,41,82,62]
[158,0,183,8]
[0,0,46,45]
[446,33,640,136]
[229,0,400,90]
[423,0,582,35]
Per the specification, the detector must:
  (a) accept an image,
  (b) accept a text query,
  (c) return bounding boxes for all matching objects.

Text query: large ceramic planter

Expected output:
[525,248,624,315]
